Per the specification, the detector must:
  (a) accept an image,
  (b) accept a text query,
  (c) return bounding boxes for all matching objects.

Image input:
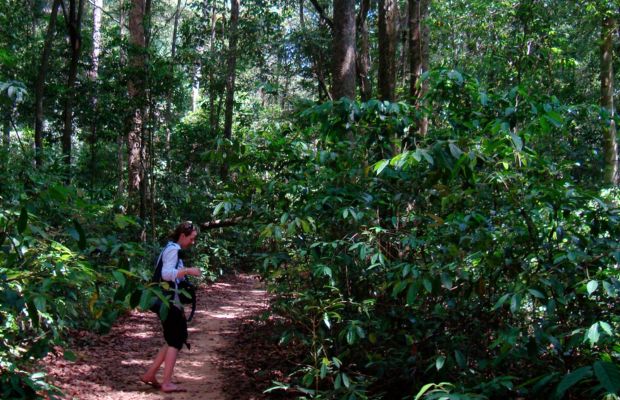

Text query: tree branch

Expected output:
[308,0,333,30]
[201,213,251,230]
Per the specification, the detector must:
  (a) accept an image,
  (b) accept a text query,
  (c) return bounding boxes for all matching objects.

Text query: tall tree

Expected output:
[89,0,103,183]
[601,13,618,185]
[378,0,397,101]
[208,0,218,131]
[117,0,127,199]
[408,0,429,136]
[127,0,147,217]
[62,0,85,170]
[221,0,240,180]
[165,0,183,166]
[357,0,371,101]
[332,0,356,100]
[34,0,61,167]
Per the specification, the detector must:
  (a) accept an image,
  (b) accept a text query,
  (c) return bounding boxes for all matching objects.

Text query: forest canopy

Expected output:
[1,0,619,399]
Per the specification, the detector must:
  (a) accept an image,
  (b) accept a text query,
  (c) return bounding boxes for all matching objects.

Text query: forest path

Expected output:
[46,274,269,400]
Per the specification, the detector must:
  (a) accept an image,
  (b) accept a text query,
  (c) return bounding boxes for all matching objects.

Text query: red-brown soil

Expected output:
[42,274,295,400]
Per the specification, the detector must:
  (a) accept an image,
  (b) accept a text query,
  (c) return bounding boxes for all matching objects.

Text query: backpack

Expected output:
[150,243,197,322]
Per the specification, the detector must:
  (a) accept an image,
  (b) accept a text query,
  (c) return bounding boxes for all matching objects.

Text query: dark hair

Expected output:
[170,221,197,242]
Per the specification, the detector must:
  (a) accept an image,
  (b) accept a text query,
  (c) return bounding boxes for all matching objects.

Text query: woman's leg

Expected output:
[141,344,168,386]
[160,346,180,391]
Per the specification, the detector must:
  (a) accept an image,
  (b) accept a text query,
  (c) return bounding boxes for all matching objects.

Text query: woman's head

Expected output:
[171,221,198,248]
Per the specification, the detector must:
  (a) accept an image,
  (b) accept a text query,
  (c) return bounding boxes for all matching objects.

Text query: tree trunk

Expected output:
[127,0,147,216]
[221,0,240,180]
[165,0,182,168]
[34,0,61,167]
[62,0,85,173]
[332,0,356,100]
[378,0,397,101]
[601,15,618,185]
[208,0,218,132]
[89,0,103,187]
[357,0,371,101]
[117,0,127,199]
[409,0,429,136]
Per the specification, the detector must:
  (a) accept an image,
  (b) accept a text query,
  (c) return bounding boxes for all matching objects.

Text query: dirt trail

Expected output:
[46,274,269,400]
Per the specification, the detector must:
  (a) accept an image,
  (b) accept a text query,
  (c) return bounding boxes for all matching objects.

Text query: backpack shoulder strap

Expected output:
[152,243,179,282]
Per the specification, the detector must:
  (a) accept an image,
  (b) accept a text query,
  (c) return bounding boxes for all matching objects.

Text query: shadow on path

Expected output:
[45,274,269,400]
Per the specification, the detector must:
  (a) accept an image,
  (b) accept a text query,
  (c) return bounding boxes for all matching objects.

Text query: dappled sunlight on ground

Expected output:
[43,274,270,400]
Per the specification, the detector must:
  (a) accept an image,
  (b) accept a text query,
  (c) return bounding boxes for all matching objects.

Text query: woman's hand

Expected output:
[179,267,201,278]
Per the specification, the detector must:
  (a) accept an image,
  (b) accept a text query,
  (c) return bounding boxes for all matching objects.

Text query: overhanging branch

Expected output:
[308,0,333,30]
[201,212,252,230]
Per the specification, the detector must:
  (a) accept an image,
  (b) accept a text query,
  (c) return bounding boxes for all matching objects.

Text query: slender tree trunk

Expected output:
[399,9,408,89]
[117,0,127,199]
[601,15,618,185]
[221,0,240,180]
[89,0,103,187]
[378,0,397,101]
[209,0,218,131]
[409,0,429,136]
[357,0,371,101]
[117,134,125,198]
[332,0,356,100]
[127,0,146,217]
[141,0,152,230]
[165,0,182,168]
[34,0,61,167]
[62,0,85,173]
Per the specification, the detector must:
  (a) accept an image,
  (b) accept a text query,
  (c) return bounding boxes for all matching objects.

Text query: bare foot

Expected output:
[160,383,187,393]
[139,375,161,388]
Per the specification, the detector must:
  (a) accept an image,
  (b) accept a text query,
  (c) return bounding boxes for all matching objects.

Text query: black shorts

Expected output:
[161,305,187,350]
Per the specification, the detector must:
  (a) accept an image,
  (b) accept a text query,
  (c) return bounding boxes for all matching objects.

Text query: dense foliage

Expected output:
[1,0,619,399]
[250,72,620,399]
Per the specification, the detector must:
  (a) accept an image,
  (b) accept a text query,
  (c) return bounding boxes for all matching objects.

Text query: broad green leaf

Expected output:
[493,293,511,310]
[301,219,311,232]
[33,295,46,311]
[593,361,620,394]
[528,289,546,299]
[510,294,521,314]
[440,273,453,290]
[415,383,436,400]
[346,328,356,345]
[599,321,613,336]
[587,280,599,296]
[63,350,77,361]
[510,133,523,151]
[280,213,289,224]
[449,143,463,159]
[454,350,466,369]
[555,367,592,399]
[423,278,433,293]
[406,283,418,305]
[73,219,87,250]
[374,159,390,175]
[341,372,350,388]
[436,355,446,370]
[586,323,600,345]
[603,281,617,297]
[213,202,225,216]
[112,270,126,287]
[545,111,563,127]
[320,363,328,379]
[18,207,28,233]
